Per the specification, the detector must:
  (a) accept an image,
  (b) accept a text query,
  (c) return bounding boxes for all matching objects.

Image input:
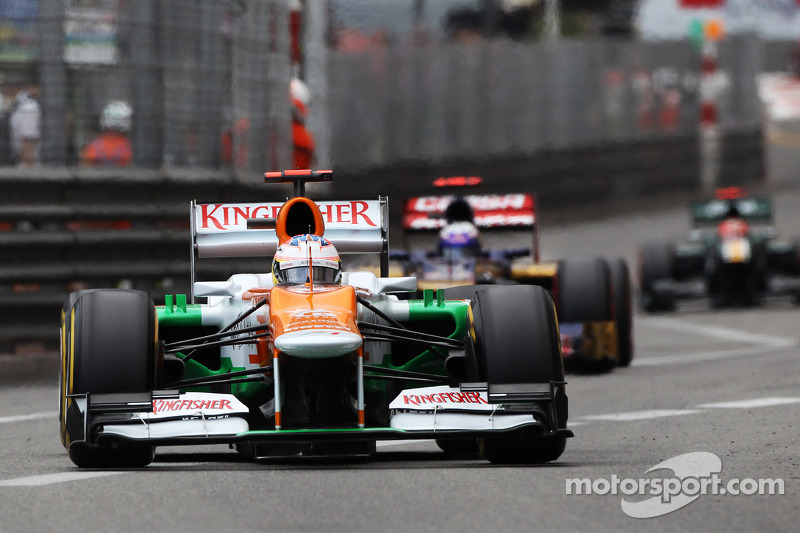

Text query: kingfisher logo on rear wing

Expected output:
[196,201,380,233]
[403,194,535,230]
[191,199,387,259]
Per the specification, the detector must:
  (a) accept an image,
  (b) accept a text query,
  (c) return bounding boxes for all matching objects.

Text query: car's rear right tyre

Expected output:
[639,241,676,312]
[555,257,613,323]
[60,289,160,468]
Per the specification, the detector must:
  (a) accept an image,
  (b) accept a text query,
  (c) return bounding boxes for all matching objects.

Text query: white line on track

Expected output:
[639,317,796,346]
[579,409,703,422]
[0,412,56,424]
[696,397,800,409]
[632,317,797,367]
[632,344,784,367]
[574,396,800,425]
[0,472,123,487]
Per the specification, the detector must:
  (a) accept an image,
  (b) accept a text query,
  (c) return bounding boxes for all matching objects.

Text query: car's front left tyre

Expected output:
[467,285,568,464]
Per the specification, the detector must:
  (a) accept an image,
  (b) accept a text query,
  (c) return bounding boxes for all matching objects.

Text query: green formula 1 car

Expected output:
[639,187,800,311]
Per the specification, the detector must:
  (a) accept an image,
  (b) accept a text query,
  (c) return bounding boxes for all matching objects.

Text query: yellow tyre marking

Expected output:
[59,310,67,447]
[552,301,563,357]
[64,307,76,446]
[466,304,477,344]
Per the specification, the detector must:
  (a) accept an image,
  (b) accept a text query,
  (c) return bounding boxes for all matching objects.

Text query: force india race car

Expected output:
[59,170,572,468]
[396,191,633,371]
[638,187,800,311]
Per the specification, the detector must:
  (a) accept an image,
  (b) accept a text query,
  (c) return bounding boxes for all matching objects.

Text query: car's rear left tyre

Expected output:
[555,257,613,323]
[435,438,479,454]
[468,285,567,464]
[606,257,634,367]
[60,289,160,468]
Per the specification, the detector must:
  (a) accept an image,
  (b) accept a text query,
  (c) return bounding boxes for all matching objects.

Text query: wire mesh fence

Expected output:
[328,34,764,169]
[0,0,765,175]
[1,0,292,174]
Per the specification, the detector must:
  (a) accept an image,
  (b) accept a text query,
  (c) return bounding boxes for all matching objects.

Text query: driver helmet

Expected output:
[272,234,342,285]
[438,221,480,258]
[101,100,132,132]
[444,197,475,224]
[725,201,741,219]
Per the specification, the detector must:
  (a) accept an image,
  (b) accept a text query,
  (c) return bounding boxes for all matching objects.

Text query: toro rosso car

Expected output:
[396,191,633,371]
[59,170,572,468]
[638,187,800,311]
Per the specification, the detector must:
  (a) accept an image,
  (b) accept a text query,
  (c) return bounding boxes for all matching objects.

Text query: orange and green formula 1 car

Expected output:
[59,170,572,467]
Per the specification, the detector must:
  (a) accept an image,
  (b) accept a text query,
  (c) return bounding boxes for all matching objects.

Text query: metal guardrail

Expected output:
[0,129,765,352]
[0,170,274,351]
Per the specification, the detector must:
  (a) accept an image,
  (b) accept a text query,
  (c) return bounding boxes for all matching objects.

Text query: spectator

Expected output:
[290,77,315,169]
[81,100,133,167]
[166,121,199,167]
[9,84,41,167]
[221,116,250,169]
[0,93,12,166]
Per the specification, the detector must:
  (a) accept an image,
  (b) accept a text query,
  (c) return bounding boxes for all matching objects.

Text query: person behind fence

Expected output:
[9,83,41,167]
[0,93,12,166]
[81,100,133,167]
[290,78,315,170]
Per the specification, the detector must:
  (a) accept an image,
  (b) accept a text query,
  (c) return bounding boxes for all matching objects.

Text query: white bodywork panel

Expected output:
[89,392,251,440]
[389,385,540,432]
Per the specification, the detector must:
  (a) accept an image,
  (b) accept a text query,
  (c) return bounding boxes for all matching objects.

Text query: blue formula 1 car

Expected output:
[393,190,633,372]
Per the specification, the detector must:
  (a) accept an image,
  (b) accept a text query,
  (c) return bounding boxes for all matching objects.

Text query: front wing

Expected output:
[66,385,572,451]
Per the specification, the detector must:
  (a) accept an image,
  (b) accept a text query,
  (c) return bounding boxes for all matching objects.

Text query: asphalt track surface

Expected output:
[1,188,799,533]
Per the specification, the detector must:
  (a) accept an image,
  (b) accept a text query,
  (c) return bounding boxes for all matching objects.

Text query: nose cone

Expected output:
[274,329,362,358]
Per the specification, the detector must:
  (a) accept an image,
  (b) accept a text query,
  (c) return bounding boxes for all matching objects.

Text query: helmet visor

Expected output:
[278,266,340,285]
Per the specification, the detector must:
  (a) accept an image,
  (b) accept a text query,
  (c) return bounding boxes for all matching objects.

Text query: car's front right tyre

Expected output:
[60,289,160,468]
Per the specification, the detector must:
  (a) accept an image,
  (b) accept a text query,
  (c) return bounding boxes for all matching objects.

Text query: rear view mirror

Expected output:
[376,276,417,293]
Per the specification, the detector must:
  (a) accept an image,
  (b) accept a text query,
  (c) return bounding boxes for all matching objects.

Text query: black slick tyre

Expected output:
[468,285,567,464]
[606,257,634,367]
[60,289,160,468]
[638,241,676,312]
[555,257,613,323]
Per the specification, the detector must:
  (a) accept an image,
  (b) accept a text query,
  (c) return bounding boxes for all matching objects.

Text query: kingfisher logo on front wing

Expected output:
[153,398,233,414]
[142,392,249,420]
[389,385,492,411]
[402,391,488,406]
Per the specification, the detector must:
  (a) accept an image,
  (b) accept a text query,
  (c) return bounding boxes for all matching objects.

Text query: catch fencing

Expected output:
[328,35,763,169]
[1,0,764,174]
[0,0,768,351]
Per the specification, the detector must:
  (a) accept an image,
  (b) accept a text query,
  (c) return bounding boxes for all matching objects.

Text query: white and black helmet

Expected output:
[272,234,342,285]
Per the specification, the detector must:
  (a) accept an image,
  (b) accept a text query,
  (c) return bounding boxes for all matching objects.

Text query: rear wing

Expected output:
[403,193,535,230]
[190,197,389,293]
[690,197,773,226]
[402,193,539,261]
